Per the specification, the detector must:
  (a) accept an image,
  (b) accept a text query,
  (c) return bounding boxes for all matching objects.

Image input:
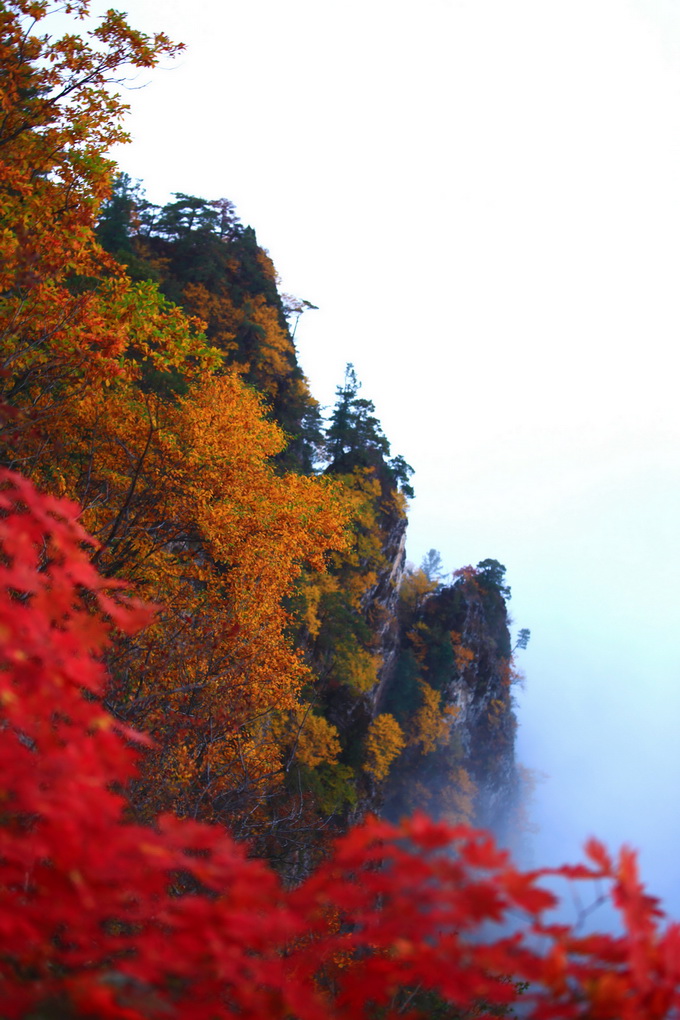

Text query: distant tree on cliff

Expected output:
[515,627,531,651]
[421,548,445,583]
[476,558,512,600]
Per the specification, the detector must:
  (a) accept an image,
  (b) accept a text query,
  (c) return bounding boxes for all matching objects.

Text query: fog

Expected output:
[55,0,680,921]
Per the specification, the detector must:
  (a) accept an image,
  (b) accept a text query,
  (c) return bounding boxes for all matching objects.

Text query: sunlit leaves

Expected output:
[409,680,451,754]
[363,713,406,782]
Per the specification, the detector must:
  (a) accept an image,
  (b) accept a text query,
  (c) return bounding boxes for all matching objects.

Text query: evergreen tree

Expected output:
[326,364,414,496]
[96,172,138,254]
[476,558,512,600]
[327,364,389,465]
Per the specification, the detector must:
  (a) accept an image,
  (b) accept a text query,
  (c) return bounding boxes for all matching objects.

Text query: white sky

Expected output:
[58,0,680,918]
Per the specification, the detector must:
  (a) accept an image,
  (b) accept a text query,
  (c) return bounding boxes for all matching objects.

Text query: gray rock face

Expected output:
[443,582,518,833]
[370,559,519,836]
[445,664,517,835]
[363,514,407,712]
[321,502,518,839]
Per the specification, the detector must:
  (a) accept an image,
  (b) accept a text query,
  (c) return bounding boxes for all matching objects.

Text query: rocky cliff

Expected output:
[94,182,520,862]
[376,559,519,835]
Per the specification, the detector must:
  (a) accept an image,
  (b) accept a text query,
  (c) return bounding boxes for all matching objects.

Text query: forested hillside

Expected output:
[0,5,524,873]
[1,5,672,1018]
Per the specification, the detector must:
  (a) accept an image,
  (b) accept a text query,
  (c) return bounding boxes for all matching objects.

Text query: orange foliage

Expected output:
[407,621,431,667]
[501,655,526,688]
[246,293,299,399]
[79,371,351,824]
[0,2,181,290]
[181,280,240,352]
[451,629,476,672]
[0,1,188,403]
[0,1,353,833]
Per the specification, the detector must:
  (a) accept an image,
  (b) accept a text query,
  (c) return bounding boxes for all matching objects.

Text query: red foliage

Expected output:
[1,466,680,1019]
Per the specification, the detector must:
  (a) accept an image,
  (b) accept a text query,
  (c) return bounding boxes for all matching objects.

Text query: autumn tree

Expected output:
[409,680,454,755]
[268,363,419,829]
[363,713,406,783]
[399,564,439,619]
[0,1,355,857]
[0,0,182,348]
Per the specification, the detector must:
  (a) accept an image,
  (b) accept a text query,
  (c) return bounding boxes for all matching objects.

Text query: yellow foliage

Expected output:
[296,573,340,639]
[440,767,478,826]
[399,567,437,615]
[363,714,406,782]
[291,710,342,769]
[327,469,387,609]
[334,646,383,693]
[409,681,450,755]
[269,706,341,769]
[487,697,508,730]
